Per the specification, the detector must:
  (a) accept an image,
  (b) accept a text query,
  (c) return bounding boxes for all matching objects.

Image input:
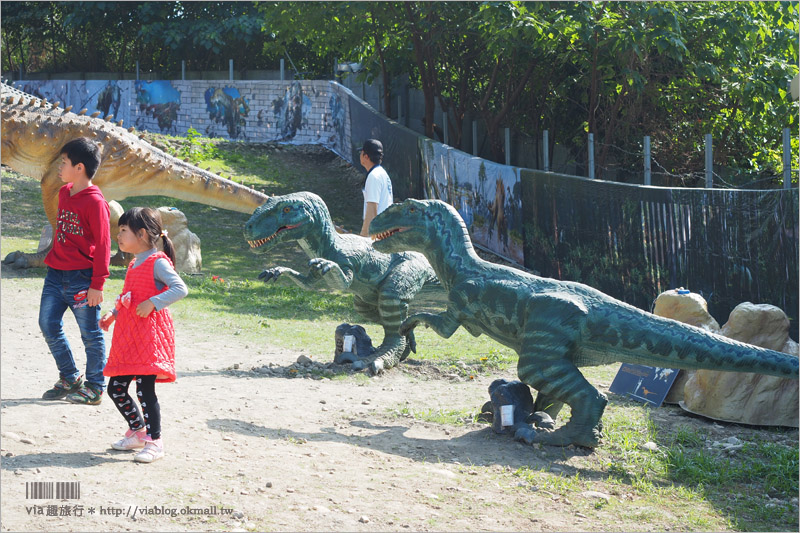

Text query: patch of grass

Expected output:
[513,467,585,494]
[389,406,481,426]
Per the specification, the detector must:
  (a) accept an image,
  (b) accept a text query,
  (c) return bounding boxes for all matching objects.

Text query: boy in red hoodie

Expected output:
[40,137,111,405]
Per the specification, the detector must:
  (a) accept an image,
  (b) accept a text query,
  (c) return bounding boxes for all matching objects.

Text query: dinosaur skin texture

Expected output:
[370,199,799,448]
[0,82,269,268]
[243,192,437,374]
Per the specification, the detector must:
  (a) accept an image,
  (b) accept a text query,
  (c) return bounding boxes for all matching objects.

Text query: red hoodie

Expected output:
[44,183,111,291]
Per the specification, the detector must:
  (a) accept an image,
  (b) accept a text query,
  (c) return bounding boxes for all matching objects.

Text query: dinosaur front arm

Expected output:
[400,310,461,339]
[308,258,354,290]
[259,266,321,291]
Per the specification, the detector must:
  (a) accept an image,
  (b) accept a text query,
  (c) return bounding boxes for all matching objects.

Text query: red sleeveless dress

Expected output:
[104,252,176,382]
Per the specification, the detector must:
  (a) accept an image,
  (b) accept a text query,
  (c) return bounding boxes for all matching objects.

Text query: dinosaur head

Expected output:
[243,192,327,253]
[371,198,463,255]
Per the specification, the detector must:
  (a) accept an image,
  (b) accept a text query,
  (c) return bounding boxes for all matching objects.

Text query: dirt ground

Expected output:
[1,269,798,532]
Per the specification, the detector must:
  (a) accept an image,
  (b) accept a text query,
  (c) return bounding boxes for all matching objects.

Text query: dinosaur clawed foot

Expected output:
[526,423,602,449]
[2,250,47,269]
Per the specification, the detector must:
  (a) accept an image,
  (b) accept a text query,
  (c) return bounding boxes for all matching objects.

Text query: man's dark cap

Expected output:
[361,139,383,160]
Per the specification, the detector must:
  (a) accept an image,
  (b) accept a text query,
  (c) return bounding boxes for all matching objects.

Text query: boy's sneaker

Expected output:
[42,375,83,400]
[65,383,103,405]
[134,439,164,463]
[111,429,147,451]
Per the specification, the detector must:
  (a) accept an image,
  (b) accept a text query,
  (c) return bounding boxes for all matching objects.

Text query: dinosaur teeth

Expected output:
[372,228,402,241]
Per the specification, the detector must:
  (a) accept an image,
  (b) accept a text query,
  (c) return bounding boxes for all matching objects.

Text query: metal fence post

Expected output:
[588,133,595,179]
[229,59,234,81]
[181,60,185,81]
[505,128,511,166]
[442,115,449,145]
[783,128,791,189]
[644,135,651,186]
[398,97,403,125]
[472,121,478,156]
[136,61,139,81]
[543,130,550,171]
[705,133,713,188]
[280,58,285,81]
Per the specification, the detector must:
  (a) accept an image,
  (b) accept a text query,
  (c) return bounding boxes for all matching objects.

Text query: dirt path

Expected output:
[1,275,577,532]
[2,273,798,532]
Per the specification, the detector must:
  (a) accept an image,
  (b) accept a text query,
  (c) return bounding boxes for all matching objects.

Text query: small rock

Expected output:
[232,510,244,519]
[641,441,658,452]
[726,436,742,446]
[233,363,240,369]
[286,488,295,493]
[297,355,313,365]
[319,400,327,404]
[313,505,330,513]
[581,490,611,502]
[19,438,35,445]
[265,481,273,488]
[359,516,370,523]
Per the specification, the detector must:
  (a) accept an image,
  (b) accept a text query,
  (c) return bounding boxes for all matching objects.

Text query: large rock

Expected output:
[680,302,799,427]
[156,207,202,274]
[652,289,719,404]
[38,202,202,274]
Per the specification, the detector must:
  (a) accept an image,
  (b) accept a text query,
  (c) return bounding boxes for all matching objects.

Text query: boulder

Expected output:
[680,302,799,427]
[652,289,720,332]
[652,289,719,403]
[156,207,202,274]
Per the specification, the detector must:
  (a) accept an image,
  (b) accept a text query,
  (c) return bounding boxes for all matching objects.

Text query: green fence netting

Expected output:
[521,170,799,334]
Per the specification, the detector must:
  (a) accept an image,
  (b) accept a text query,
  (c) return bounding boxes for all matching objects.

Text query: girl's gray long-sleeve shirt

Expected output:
[114,248,188,313]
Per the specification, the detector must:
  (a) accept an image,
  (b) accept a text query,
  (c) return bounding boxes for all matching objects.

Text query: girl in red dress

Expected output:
[100,207,188,463]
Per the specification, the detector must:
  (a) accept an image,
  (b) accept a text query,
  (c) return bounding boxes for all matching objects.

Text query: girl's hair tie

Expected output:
[161,229,168,238]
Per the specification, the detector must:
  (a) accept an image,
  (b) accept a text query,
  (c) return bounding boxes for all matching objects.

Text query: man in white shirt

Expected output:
[359,139,394,237]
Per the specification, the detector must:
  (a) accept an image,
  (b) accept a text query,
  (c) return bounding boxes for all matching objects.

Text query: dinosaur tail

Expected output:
[584,308,799,378]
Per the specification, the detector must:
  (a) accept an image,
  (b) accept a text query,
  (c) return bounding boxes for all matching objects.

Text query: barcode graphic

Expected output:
[26,482,80,500]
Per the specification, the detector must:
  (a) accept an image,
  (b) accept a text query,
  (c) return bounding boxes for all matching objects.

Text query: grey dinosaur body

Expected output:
[243,192,437,373]
[370,199,799,447]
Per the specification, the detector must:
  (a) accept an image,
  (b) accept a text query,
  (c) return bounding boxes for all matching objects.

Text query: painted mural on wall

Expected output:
[421,139,524,264]
[12,80,131,125]
[135,80,181,133]
[204,86,249,139]
[273,81,312,141]
[328,91,347,149]
[95,81,121,119]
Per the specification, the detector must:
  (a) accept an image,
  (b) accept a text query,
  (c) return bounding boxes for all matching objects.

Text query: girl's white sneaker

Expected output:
[134,439,164,463]
[111,429,147,451]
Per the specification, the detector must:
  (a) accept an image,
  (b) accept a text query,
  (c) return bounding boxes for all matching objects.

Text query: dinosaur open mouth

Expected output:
[371,227,407,241]
[247,223,301,248]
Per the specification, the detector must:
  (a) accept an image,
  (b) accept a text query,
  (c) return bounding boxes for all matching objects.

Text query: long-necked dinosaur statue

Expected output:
[1,81,269,268]
[369,199,799,448]
[243,192,437,374]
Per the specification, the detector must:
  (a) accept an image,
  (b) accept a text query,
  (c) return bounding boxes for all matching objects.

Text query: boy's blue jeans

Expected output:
[39,267,107,391]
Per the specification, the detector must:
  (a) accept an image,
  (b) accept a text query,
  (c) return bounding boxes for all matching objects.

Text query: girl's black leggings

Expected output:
[108,375,161,440]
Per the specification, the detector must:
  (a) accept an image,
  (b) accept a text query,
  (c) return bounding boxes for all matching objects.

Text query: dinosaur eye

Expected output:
[409,207,415,213]
[283,207,291,213]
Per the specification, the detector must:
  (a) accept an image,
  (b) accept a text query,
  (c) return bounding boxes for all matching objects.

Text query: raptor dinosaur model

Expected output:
[369,199,799,448]
[1,82,269,268]
[243,192,437,374]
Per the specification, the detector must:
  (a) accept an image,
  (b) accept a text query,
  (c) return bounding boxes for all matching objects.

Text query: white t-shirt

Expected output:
[362,165,393,219]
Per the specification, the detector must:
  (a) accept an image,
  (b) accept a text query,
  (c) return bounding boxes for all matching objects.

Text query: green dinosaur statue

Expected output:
[369,199,799,448]
[1,82,268,268]
[243,192,437,374]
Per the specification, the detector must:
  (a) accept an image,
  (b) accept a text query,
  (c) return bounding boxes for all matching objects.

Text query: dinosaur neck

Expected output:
[297,200,339,257]
[422,214,481,289]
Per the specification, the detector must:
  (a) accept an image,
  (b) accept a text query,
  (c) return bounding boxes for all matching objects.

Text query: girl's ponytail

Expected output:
[160,231,177,266]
